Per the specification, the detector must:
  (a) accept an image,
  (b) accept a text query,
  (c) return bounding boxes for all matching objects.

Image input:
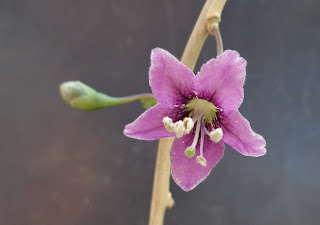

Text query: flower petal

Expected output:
[221,110,266,157]
[124,104,175,140]
[171,135,224,191]
[192,50,246,115]
[149,48,195,109]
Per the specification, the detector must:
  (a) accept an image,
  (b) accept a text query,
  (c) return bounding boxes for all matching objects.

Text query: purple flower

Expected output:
[124,48,266,191]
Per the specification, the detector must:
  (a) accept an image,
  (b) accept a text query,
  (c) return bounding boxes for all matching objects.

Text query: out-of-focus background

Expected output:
[0,0,319,224]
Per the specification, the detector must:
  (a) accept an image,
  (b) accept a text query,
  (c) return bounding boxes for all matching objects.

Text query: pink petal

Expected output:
[192,50,246,115]
[171,135,224,191]
[123,104,175,140]
[149,48,195,109]
[221,110,266,157]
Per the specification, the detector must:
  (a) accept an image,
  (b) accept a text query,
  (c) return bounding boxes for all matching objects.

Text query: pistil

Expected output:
[184,119,201,158]
[191,120,201,148]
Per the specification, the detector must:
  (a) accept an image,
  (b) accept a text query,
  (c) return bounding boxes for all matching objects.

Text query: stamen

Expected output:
[200,128,205,157]
[201,122,222,143]
[174,121,185,138]
[196,128,207,167]
[210,128,223,143]
[201,122,210,136]
[183,117,194,134]
[164,116,195,138]
[196,156,207,167]
[162,117,174,133]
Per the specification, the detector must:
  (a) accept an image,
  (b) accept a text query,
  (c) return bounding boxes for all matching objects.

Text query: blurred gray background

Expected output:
[0,0,319,224]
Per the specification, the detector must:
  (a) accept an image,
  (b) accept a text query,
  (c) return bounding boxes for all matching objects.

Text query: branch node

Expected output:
[206,0,227,35]
[166,192,175,209]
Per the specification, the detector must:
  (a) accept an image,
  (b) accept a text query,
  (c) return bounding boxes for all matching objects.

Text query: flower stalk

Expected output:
[148,0,227,225]
[213,27,223,56]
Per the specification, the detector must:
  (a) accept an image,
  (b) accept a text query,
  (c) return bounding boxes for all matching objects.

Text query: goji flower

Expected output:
[124,48,266,191]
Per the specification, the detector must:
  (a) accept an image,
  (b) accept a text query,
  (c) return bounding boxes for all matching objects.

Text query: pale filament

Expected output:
[201,121,223,143]
[196,127,207,167]
[190,119,201,148]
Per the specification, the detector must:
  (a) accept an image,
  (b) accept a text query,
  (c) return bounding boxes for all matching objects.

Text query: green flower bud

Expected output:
[60,81,112,110]
[59,81,157,111]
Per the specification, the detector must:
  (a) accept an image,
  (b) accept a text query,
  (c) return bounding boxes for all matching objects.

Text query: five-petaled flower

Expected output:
[124,48,266,191]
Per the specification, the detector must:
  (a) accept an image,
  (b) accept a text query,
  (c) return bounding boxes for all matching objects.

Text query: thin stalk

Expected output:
[148,1,227,225]
[100,93,155,107]
[213,27,223,55]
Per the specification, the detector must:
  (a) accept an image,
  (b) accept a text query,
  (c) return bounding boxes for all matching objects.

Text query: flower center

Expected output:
[185,98,218,125]
[162,98,224,167]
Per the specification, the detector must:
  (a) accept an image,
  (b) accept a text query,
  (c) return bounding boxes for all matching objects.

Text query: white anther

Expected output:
[174,121,185,138]
[196,156,207,167]
[164,117,196,139]
[210,128,223,143]
[162,117,175,133]
[183,117,194,134]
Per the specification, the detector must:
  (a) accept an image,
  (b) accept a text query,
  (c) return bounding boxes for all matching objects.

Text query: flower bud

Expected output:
[60,81,157,111]
[60,81,86,102]
[60,81,108,110]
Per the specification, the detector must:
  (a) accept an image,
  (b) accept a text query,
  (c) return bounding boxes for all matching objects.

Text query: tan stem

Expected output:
[148,137,174,225]
[206,0,227,34]
[148,1,227,225]
[180,0,213,71]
